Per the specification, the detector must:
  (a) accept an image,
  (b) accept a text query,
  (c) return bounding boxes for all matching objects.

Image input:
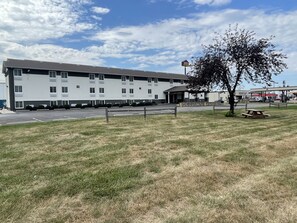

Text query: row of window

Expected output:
[49,87,105,94]
[15,85,154,95]
[89,73,104,80]
[13,69,183,84]
[89,88,104,94]
[15,95,159,109]
[49,71,68,79]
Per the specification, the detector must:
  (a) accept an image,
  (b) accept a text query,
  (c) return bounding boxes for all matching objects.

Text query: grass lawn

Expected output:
[1,106,297,223]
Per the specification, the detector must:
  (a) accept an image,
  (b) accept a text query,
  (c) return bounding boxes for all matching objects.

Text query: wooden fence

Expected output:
[212,103,248,113]
[269,102,288,108]
[105,106,177,123]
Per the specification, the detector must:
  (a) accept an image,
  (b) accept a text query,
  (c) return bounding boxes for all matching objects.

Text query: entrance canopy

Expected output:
[164,85,189,93]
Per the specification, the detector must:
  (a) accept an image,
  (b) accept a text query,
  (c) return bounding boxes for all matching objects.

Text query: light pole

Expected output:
[181,60,191,102]
[181,60,190,75]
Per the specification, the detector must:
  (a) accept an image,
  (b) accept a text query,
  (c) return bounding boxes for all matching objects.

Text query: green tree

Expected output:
[187,26,287,115]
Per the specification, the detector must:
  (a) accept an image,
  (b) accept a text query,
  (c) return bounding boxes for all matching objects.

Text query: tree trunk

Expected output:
[229,92,235,114]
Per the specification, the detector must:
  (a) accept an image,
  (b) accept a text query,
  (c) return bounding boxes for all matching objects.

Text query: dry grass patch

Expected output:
[0,107,297,222]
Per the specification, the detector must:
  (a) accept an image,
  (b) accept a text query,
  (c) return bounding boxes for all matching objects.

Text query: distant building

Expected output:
[0,82,6,108]
[2,59,188,110]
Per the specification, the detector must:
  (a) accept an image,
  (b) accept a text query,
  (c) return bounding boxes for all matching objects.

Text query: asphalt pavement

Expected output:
[0,103,269,126]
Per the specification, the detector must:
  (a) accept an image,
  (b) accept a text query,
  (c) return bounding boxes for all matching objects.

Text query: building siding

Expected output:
[3,59,186,110]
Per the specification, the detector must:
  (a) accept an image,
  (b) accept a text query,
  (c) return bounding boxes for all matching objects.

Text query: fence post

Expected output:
[286,103,288,108]
[174,106,177,117]
[105,107,109,123]
[144,107,147,120]
[269,102,271,108]
[245,102,248,111]
[213,104,215,113]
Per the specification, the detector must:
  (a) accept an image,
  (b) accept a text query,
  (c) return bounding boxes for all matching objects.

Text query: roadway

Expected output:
[0,103,269,126]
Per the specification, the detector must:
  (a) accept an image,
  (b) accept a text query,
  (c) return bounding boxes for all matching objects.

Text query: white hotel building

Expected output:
[2,59,188,110]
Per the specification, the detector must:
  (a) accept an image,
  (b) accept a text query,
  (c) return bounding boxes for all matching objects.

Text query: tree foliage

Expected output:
[187,25,287,114]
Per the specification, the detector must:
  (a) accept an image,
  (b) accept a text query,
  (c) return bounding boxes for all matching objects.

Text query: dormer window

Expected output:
[89,74,95,80]
[61,72,68,78]
[49,71,57,78]
[13,69,22,77]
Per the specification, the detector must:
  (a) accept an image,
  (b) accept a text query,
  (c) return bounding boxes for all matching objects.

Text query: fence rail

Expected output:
[105,106,177,123]
[269,102,288,108]
[212,103,248,113]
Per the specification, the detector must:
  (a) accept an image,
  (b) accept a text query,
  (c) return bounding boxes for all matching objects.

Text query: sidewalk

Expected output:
[0,109,15,114]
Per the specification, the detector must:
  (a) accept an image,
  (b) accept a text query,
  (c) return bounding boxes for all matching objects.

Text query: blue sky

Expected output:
[1,0,297,89]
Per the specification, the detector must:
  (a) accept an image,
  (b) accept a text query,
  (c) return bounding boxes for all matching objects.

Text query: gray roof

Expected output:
[3,58,187,80]
[164,86,189,93]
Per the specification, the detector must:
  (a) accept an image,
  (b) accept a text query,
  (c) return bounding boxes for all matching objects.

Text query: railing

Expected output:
[105,106,177,123]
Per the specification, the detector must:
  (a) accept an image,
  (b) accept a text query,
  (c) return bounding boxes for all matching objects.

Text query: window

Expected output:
[61,72,68,78]
[50,101,57,106]
[99,88,104,94]
[148,89,152,94]
[90,87,95,93]
[148,78,152,83]
[129,76,134,82]
[49,71,57,78]
[62,101,69,106]
[181,80,184,84]
[13,69,22,77]
[129,88,134,94]
[99,74,104,80]
[154,78,158,83]
[122,88,126,94]
[170,79,173,84]
[15,85,23,93]
[50,86,56,93]
[15,101,23,108]
[155,94,158,99]
[89,74,95,80]
[121,76,126,81]
[62,87,68,93]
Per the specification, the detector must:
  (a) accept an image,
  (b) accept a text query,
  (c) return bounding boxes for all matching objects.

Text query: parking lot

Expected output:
[0,103,268,126]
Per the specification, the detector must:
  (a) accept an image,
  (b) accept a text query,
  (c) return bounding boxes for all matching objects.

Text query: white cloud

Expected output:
[149,0,232,7]
[0,0,94,43]
[0,41,104,65]
[193,0,232,6]
[92,6,110,14]
[1,4,297,86]
[91,15,103,21]
[89,9,297,77]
